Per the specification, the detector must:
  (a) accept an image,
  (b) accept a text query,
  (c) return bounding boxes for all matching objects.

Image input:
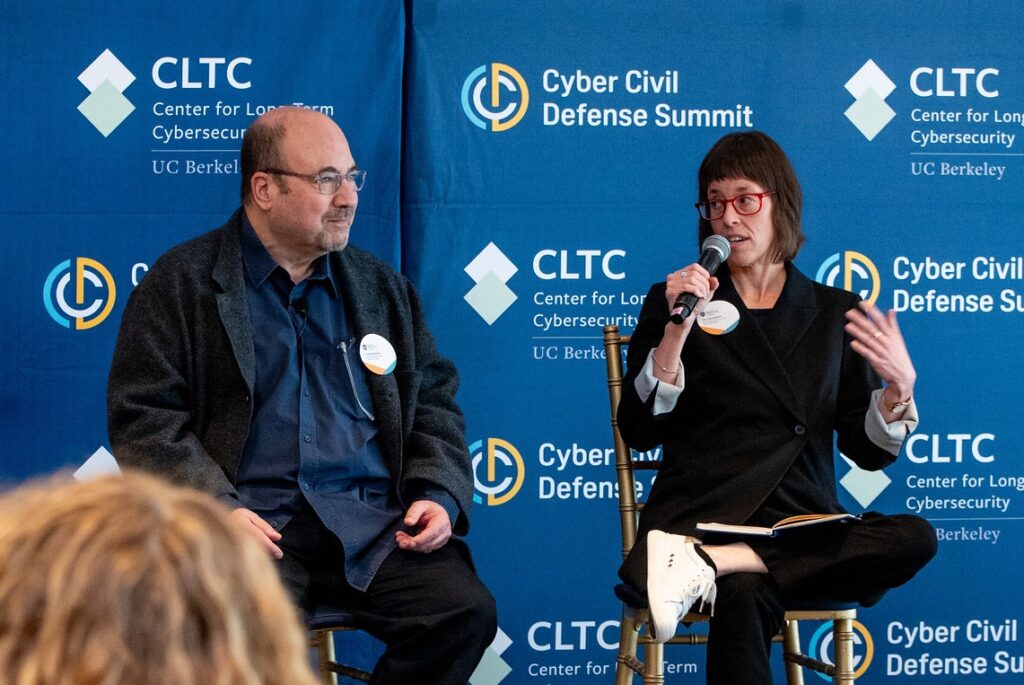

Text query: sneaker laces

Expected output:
[680,565,717,616]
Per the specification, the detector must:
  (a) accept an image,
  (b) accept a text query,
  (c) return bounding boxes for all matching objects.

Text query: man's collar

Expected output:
[313,253,339,297]
[239,212,278,288]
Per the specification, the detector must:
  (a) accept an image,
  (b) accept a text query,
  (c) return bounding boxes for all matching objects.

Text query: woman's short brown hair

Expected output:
[696,131,805,262]
[0,471,318,685]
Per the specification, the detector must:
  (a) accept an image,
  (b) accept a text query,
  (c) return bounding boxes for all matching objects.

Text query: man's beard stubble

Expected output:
[317,207,355,252]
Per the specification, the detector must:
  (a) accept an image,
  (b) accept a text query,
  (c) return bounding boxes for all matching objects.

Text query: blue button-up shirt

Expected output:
[233,217,406,590]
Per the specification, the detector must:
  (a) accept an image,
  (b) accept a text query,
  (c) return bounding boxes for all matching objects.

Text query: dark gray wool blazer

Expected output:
[107,209,474,534]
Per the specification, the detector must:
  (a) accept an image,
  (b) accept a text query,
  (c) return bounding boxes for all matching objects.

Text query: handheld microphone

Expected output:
[669,234,731,324]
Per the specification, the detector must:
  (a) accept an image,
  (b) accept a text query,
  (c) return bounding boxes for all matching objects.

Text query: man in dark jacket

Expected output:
[108,107,496,685]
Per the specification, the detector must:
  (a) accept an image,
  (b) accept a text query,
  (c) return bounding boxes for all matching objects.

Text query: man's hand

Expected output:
[229,507,283,559]
[395,500,452,553]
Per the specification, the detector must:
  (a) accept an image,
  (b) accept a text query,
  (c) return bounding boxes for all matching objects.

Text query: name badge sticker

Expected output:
[359,333,397,375]
[697,301,740,335]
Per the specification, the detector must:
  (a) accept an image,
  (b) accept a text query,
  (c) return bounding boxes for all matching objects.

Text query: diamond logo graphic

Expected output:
[838,454,892,508]
[844,59,896,141]
[469,627,513,685]
[844,59,896,100]
[74,446,121,481]
[465,243,518,324]
[77,49,136,136]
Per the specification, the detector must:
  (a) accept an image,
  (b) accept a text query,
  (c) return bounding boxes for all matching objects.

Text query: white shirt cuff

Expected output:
[634,349,685,416]
[864,388,919,455]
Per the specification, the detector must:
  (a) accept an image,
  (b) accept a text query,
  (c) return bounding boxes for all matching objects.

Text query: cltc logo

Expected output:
[468,627,513,685]
[807,620,875,682]
[470,438,525,506]
[815,251,880,305]
[839,453,891,508]
[43,258,117,330]
[462,63,530,132]
[465,243,518,325]
[78,49,136,137]
[844,59,896,141]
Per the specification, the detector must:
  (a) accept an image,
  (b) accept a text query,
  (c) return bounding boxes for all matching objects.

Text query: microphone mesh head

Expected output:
[702,234,731,261]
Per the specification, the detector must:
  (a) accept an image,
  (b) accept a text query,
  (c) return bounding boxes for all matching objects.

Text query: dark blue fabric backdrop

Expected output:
[4,2,1024,683]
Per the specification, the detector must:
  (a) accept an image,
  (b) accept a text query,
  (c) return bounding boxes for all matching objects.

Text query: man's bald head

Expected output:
[240,107,345,205]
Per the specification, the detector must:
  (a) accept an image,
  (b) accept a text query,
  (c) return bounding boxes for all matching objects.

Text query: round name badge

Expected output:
[697,301,740,335]
[359,334,397,375]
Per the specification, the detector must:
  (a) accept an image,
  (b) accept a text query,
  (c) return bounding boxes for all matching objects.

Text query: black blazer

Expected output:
[618,264,895,565]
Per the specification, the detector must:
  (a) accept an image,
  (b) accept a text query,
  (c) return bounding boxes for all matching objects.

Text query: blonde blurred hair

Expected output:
[0,471,318,685]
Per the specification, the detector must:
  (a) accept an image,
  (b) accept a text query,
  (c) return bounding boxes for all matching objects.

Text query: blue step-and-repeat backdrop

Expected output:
[4,2,1024,683]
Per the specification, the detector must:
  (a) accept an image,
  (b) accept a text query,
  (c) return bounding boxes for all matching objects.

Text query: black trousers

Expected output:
[705,513,937,685]
[275,502,497,685]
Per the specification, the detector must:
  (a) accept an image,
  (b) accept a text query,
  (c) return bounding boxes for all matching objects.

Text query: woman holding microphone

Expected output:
[616,131,937,684]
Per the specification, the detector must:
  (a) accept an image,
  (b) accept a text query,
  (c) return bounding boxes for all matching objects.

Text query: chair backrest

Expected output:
[603,324,656,563]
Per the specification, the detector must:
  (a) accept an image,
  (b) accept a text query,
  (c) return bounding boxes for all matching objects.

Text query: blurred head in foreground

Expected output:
[0,471,317,685]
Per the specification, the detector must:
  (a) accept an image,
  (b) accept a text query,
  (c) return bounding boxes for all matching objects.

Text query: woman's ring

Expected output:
[872,331,884,339]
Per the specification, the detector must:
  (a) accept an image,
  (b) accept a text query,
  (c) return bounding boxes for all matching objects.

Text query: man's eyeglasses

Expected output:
[262,168,367,194]
[695,191,774,221]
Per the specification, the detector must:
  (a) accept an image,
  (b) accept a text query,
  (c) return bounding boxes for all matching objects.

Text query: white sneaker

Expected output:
[646,530,717,643]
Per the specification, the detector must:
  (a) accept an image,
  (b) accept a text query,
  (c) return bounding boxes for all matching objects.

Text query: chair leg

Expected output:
[616,611,641,685]
[782,620,805,685]
[642,631,665,685]
[314,630,338,685]
[832,618,855,685]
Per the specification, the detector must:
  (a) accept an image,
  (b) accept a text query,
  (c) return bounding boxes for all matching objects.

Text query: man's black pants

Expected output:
[276,502,497,685]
